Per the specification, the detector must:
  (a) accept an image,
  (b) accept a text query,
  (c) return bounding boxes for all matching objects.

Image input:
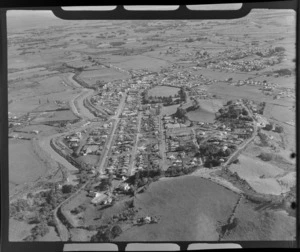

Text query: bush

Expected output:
[62,184,73,194]
[263,123,273,131]
[91,228,111,242]
[259,152,273,161]
[111,225,122,238]
[274,125,283,133]
[274,46,285,52]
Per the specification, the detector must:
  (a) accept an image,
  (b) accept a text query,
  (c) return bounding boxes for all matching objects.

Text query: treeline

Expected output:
[165,165,198,177]
[10,183,74,241]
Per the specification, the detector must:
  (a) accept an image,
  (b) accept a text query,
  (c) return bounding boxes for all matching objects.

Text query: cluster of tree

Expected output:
[185,37,195,42]
[258,132,270,146]
[257,102,266,115]
[274,68,292,76]
[200,143,233,157]
[173,107,187,122]
[264,123,283,133]
[178,87,187,103]
[90,225,122,242]
[274,125,284,133]
[132,169,163,188]
[110,41,125,47]
[274,46,286,53]
[165,165,198,177]
[258,152,273,161]
[95,176,113,191]
[142,92,181,106]
[176,142,198,153]
[204,156,221,168]
[23,222,50,241]
[263,123,274,131]
[199,143,235,168]
[62,184,74,194]
[70,204,86,215]
[125,168,163,191]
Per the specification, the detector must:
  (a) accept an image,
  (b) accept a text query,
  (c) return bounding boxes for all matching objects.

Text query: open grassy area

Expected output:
[229,154,290,195]
[148,86,180,98]
[223,198,295,241]
[9,140,48,193]
[116,175,239,241]
[78,68,130,86]
[9,218,35,241]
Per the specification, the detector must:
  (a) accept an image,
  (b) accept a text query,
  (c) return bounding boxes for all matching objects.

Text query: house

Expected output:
[91,192,108,205]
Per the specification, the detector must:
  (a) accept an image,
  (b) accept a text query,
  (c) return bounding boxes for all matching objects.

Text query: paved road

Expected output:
[97,93,127,173]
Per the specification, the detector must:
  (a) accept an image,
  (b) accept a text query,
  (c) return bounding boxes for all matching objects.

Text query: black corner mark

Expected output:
[290,153,296,159]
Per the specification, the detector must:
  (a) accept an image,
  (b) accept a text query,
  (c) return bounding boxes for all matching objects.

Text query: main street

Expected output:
[97,92,127,173]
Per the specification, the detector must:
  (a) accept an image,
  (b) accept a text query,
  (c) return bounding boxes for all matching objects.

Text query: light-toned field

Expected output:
[78,68,130,85]
[9,218,35,241]
[76,155,100,166]
[148,86,179,97]
[263,103,296,152]
[229,154,294,195]
[186,99,222,122]
[116,175,239,241]
[9,140,47,193]
[187,109,215,123]
[108,54,169,71]
[36,226,60,241]
[161,104,180,116]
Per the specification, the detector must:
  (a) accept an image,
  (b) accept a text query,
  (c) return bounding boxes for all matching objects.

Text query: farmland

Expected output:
[6,8,296,243]
[9,140,48,193]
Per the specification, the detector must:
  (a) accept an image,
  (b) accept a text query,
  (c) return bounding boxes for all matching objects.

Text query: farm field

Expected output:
[186,99,223,122]
[222,198,296,241]
[6,8,296,243]
[116,176,239,241]
[109,54,169,71]
[148,86,180,97]
[9,219,35,241]
[229,154,294,195]
[78,68,130,86]
[161,104,180,116]
[9,140,48,193]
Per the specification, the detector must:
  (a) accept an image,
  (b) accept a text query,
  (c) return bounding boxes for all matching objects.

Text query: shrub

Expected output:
[274,125,283,133]
[259,152,273,161]
[62,184,73,194]
[111,225,122,238]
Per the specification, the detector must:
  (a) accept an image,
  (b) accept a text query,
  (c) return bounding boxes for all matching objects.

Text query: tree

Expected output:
[31,222,49,238]
[263,123,273,131]
[242,109,248,116]
[111,225,122,238]
[274,46,285,52]
[274,125,283,133]
[91,228,111,242]
[258,152,273,161]
[62,184,73,194]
